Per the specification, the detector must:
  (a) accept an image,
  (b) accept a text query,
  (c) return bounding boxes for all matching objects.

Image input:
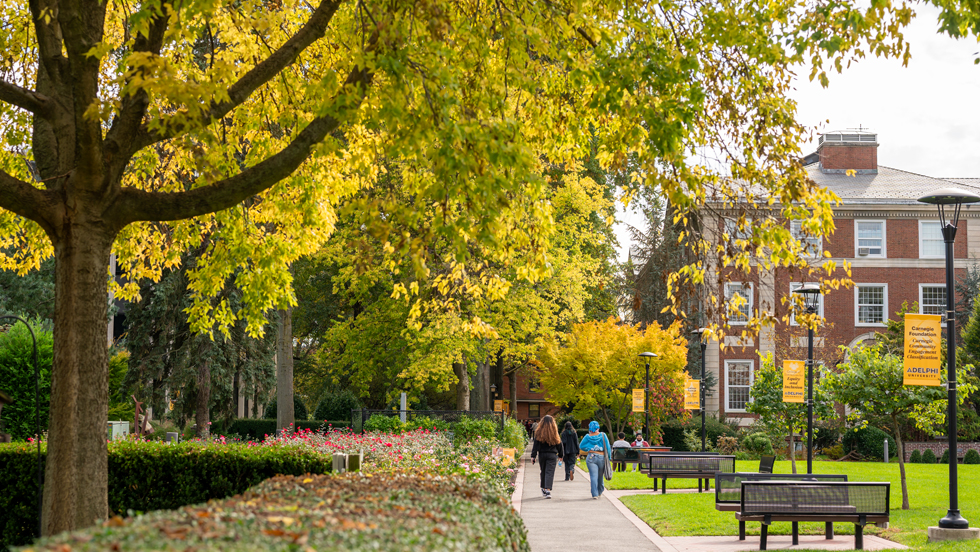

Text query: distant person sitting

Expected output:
[631,433,650,471]
[612,432,631,472]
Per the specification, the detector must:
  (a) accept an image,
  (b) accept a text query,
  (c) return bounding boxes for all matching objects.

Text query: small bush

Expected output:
[661,415,737,451]
[404,415,450,432]
[965,449,980,464]
[716,435,739,455]
[225,419,349,440]
[821,444,844,460]
[313,388,361,422]
[26,472,529,552]
[501,417,529,451]
[0,317,53,441]
[842,426,895,460]
[922,449,937,464]
[909,450,922,463]
[364,414,406,433]
[741,432,774,456]
[262,395,309,421]
[941,449,950,464]
[453,416,498,445]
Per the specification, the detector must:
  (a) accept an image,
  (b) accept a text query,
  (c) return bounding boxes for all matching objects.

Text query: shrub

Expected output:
[262,395,309,421]
[225,419,350,441]
[453,416,499,445]
[0,440,332,549]
[909,450,922,463]
[941,449,950,464]
[364,414,406,433]
[921,449,937,464]
[26,472,529,552]
[0,317,53,441]
[501,417,529,451]
[741,432,774,456]
[821,444,844,460]
[965,449,980,464]
[313,388,361,422]
[842,426,896,460]
[404,415,450,432]
[716,435,739,455]
[661,415,737,451]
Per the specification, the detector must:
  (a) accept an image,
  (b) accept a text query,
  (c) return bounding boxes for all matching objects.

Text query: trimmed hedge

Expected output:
[941,449,950,464]
[22,472,529,552]
[261,396,309,421]
[965,449,980,464]
[0,440,332,549]
[842,426,895,460]
[909,450,922,463]
[225,419,350,441]
[922,449,937,464]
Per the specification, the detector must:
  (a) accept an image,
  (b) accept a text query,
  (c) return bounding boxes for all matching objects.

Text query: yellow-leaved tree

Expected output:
[0,0,919,535]
[536,318,688,441]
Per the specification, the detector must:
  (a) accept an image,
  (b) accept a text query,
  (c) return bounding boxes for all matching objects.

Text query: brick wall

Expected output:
[903,441,980,462]
[819,144,877,171]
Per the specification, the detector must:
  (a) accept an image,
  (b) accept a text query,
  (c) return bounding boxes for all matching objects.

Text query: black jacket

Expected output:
[560,429,580,457]
[530,438,564,459]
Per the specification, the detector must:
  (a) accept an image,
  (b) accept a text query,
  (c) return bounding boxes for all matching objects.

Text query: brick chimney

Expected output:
[817,130,878,174]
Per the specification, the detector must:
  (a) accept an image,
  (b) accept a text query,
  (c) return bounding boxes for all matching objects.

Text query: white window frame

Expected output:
[854,220,886,258]
[919,284,947,325]
[789,282,825,326]
[855,284,888,327]
[791,220,823,258]
[919,220,945,259]
[724,360,754,413]
[725,282,753,326]
[724,217,753,242]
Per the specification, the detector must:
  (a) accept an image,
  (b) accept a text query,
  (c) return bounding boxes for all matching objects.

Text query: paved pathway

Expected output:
[515,450,907,552]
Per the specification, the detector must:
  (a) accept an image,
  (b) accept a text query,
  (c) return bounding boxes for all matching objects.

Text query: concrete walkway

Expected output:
[516,451,662,551]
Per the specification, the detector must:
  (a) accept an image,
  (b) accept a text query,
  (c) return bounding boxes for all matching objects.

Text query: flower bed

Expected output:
[19,472,528,552]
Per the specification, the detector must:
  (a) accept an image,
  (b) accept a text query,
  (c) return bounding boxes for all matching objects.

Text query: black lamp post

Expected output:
[692,328,708,452]
[490,383,497,410]
[919,187,980,531]
[0,315,42,537]
[638,352,658,438]
[791,283,822,475]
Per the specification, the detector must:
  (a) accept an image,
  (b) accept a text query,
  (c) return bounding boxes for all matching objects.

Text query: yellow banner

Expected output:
[783,360,805,403]
[632,389,645,413]
[904,313,942,386]
[684,378,700,410]
[494,399,504,412]
[503,401,510,415]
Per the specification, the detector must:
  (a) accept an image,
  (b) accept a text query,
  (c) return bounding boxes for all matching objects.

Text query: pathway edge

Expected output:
[602,484,678,552]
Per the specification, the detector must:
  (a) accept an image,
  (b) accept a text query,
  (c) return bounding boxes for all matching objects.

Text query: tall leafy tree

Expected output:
[0,0,920,534]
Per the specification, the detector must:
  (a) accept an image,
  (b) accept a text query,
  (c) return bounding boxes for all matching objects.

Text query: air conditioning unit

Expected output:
[858,247,870,256]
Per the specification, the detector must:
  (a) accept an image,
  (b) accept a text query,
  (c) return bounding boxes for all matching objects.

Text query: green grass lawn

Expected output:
[604,460,980,551]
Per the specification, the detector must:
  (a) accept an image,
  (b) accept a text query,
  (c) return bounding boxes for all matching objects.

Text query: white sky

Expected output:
[613,4,980,262]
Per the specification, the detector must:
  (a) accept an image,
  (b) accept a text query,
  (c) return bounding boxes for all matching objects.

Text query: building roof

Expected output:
[804,163,980,203]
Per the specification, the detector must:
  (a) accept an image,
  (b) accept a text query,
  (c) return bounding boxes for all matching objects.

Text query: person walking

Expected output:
[560,421,580,481]
[530,415,564,499]
[612,432,631,472]
[579,420,612,499]
[631,433,650,472]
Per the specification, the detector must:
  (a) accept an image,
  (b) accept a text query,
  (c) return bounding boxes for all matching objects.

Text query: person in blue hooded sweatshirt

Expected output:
[579,420,611,498]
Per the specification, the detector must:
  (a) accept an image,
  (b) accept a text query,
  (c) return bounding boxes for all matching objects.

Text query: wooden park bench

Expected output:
[736,480,890,550]
[715,472,848,541]
[641,454,736,493]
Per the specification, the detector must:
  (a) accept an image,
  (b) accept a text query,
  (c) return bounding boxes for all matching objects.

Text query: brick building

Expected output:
[504,370,560,422]
[703,130,980,423]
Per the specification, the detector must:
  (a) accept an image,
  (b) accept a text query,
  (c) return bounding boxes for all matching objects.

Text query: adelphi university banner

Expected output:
[684,378,700,410]
[904,313,942,386]
[783,360,805,403]
[632,389,645,413]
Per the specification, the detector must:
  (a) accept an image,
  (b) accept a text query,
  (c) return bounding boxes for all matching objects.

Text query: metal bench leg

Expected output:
[759,523,768,551]
[739,521,746,541]
[855,524,864,550]
[653,477,658,491]
[662,477,667,495]
[792,522,799,545]
[825,522,834,540]
[706,477,710,491]
[699,479,703,492]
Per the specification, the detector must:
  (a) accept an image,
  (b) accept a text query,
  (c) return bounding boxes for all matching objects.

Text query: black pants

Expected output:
[538,452,558,489]
[563,454,577,479]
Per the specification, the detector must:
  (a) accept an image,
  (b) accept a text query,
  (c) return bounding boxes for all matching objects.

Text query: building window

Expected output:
[920,284,947,324]
[526,376,540,393]
[789,282,825,326]
[919,221,944,258]
[725,282,752,325]
[791,220,823,258]
[855,220,885,258]
[724,217,753,242]
[856,284,888,326]
[528,404,540,418]
[725,360,753,412]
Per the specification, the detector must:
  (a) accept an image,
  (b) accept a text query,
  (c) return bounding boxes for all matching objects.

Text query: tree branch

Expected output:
[132,0,344,151]
[0,79,57,118]
[111,62,374,227]
[104,8,171,176]
[0,169,56,235]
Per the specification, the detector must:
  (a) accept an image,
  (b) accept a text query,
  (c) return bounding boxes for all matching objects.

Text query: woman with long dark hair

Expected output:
[560,421,580,481]
[530,415,564,498]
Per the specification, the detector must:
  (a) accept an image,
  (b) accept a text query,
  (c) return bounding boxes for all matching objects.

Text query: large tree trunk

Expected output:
[470,358,489,411]
[276,307,294,431]
[42,224,114,536]
[892,415,909,509]
[508,367,518,418]
[454,360,470,411]
[195,358,211,438]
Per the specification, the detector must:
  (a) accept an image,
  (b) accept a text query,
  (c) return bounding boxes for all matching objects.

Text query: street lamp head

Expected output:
[638,352,658,358]
[490,383,497,393]
[792,283,823,313]
[691,327,708,335]
[919,187,980,229]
